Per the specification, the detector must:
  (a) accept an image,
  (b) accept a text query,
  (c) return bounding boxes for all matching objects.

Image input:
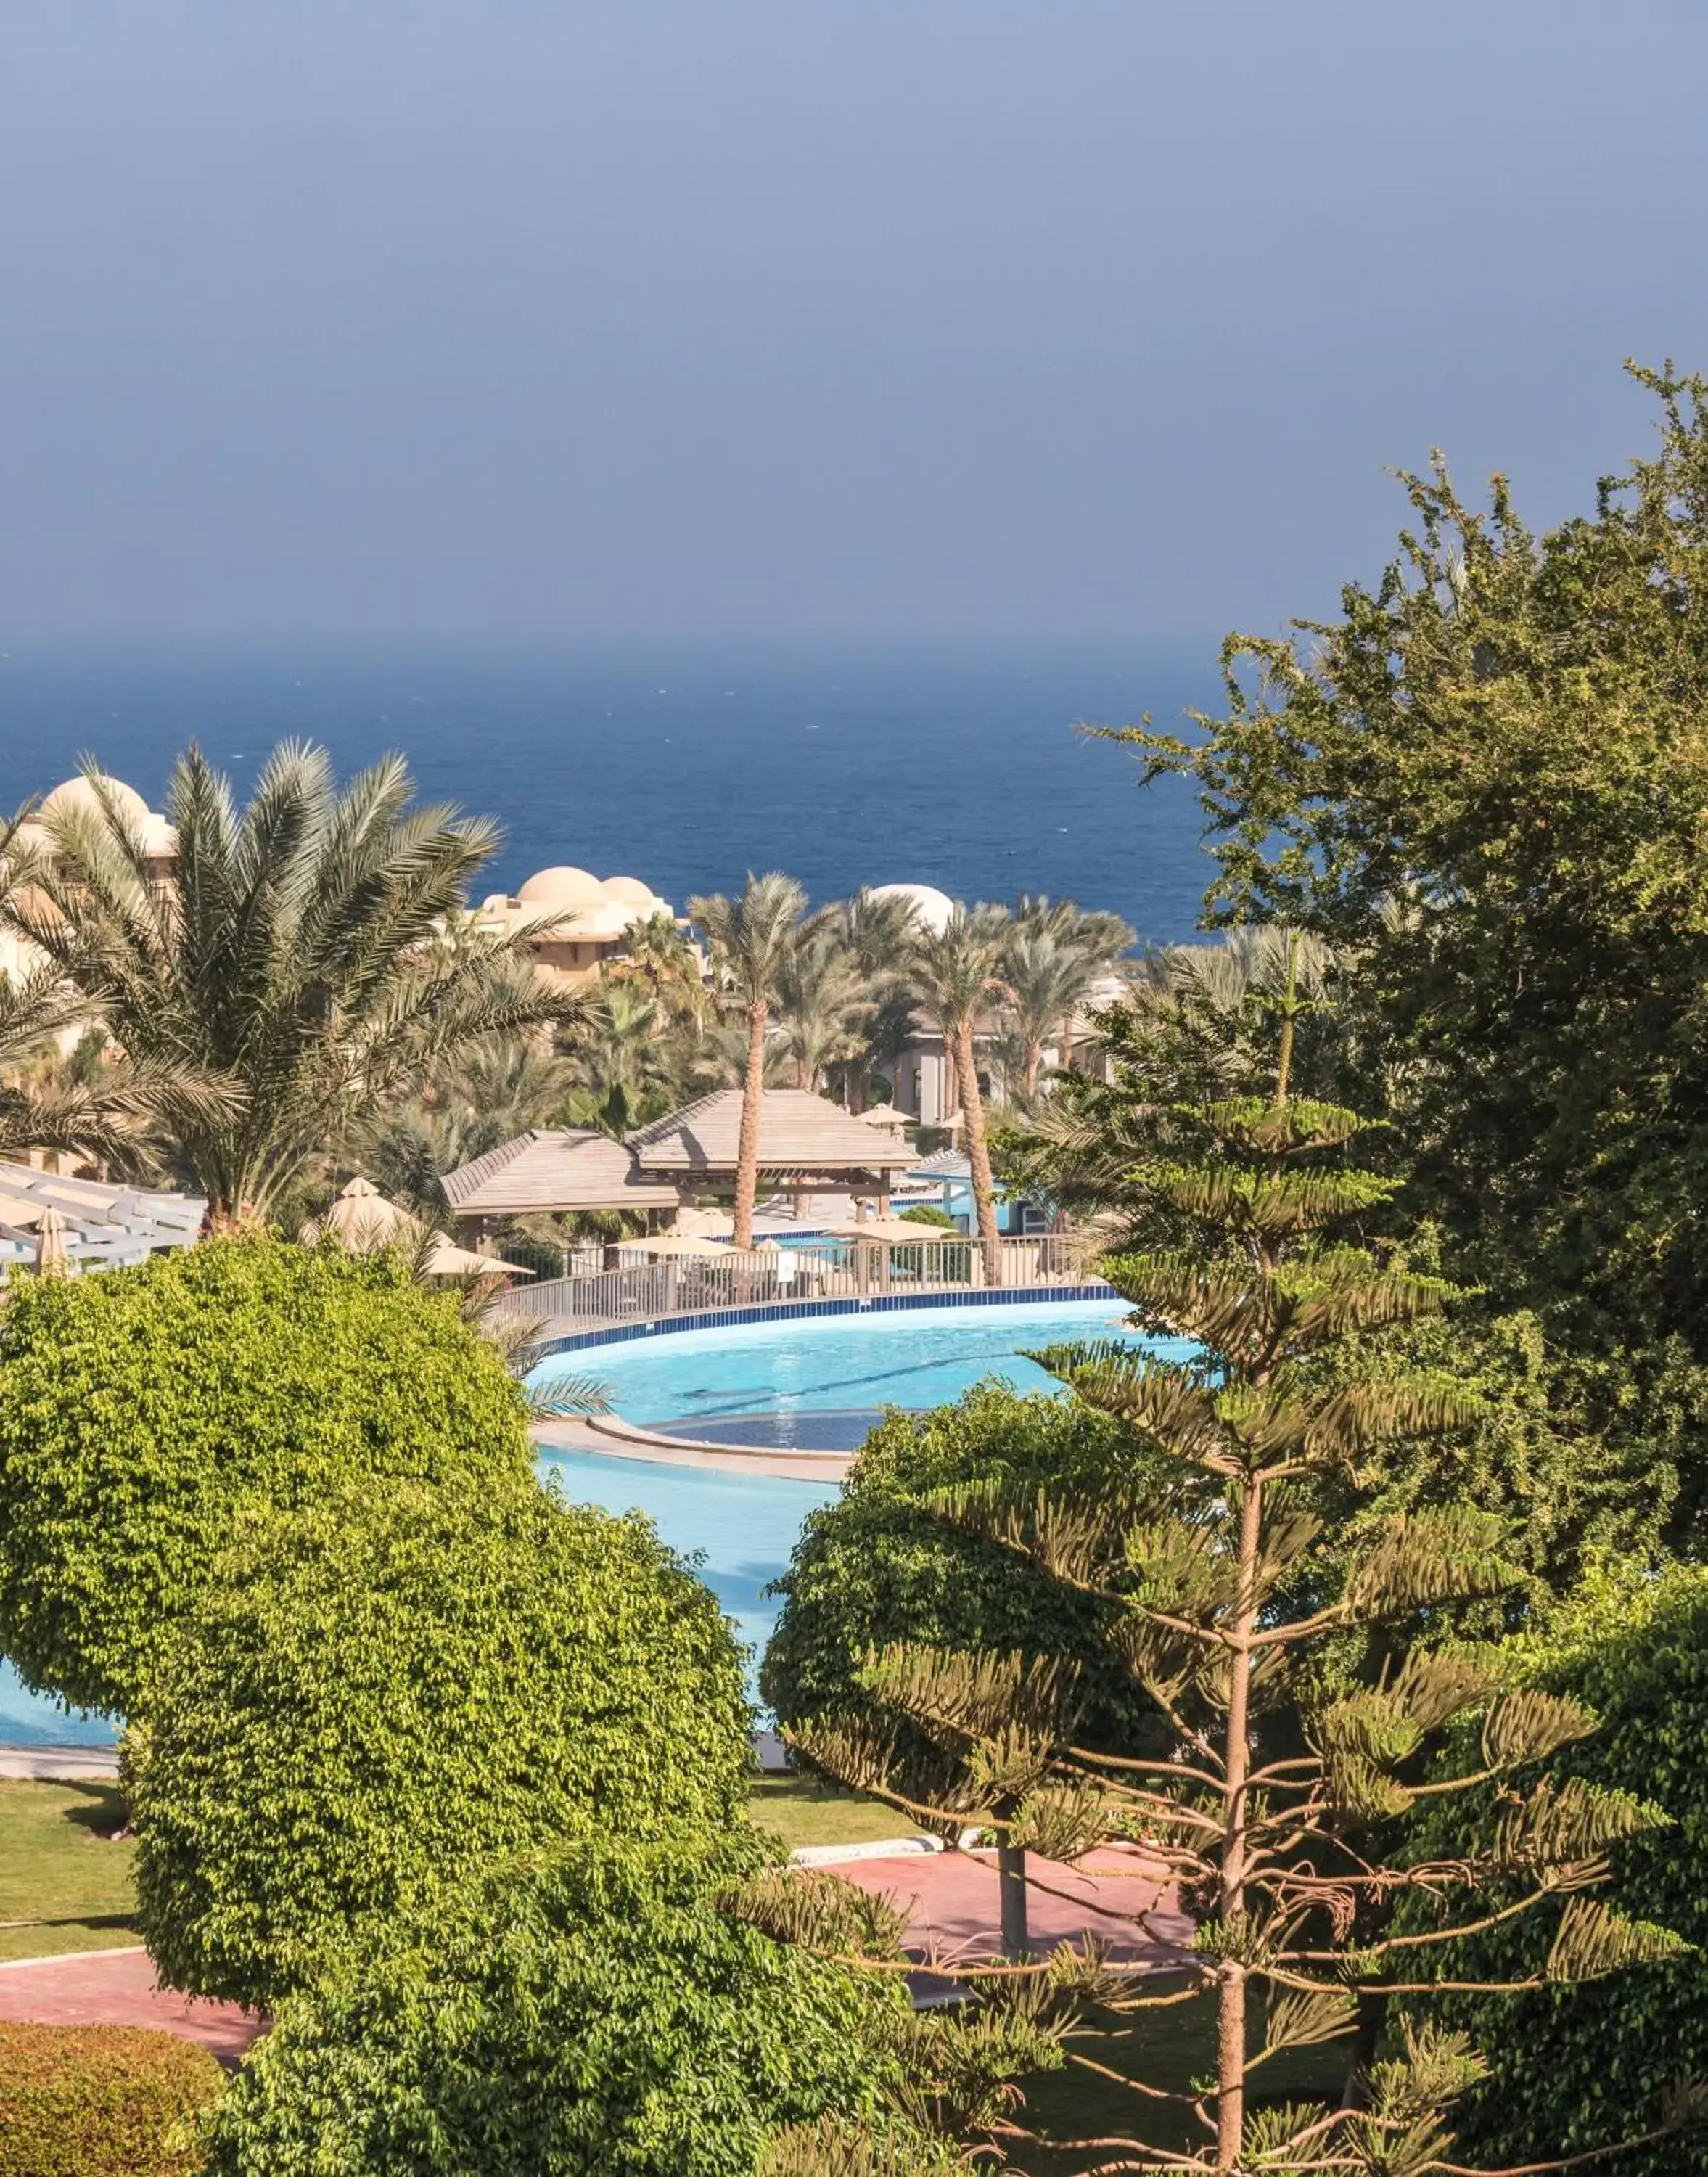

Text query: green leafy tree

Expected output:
[909,906,1010,1284]
[0,1237,533,1715]
[689,874,808,1249]
[1117,361,1708,1557]
[4,747,572,1221]
[130,1477,751,2008]
[1406,1564,1708,2174]
[203,1832,1028,2177]
[762,1387,1168,1776]
[792,1075,1686,2171]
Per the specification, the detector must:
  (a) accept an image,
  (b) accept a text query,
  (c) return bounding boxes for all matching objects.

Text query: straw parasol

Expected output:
[858,1104,913,1133]
[33,1203,71,1277]
[625,1233,742,1258]
[306,1176,533,1279]
[418,1234,534,1279]
[826,1215,958,1245]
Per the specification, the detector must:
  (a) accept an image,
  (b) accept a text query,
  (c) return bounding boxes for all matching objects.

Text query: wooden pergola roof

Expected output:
[442,1131,683,1218]
[443,1090,912,1221]
[628,1089,913,1178]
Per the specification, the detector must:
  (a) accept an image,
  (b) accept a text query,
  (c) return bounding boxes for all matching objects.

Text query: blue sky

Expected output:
[2,0,1704,641]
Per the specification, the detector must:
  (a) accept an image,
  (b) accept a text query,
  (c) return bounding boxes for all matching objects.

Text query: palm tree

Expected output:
[1001,922,1096,1101]
[910,904,1010,1285]
[355,1032,582,1223]
[839,889,921,1110]
[1011,895,1133,1078]
[773,928,870,1091]
[564,980,678,1131]
[607,909,711,1040]
[687,872,807,1249]
[4,748,575,1222]
[0,810,216,1168]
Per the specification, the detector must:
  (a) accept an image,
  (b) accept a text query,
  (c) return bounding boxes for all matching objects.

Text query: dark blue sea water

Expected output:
[0,639,1219,942]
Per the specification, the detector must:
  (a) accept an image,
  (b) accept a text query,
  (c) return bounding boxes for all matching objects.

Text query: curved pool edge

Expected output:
[534,1415,854,1483]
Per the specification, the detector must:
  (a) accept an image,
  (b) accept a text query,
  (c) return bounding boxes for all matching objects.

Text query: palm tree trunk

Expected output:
[1023,1038,1043,1099]
[956,1023,1001,1286]
[734,999,767,1250]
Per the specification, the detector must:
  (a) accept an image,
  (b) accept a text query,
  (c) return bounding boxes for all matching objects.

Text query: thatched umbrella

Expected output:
[305,1176,532,1279]
[33,1203,71,1277]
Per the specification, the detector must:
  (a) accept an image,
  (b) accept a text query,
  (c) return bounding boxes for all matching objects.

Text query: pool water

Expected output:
[531,1297,1149,1433]
[538,1446,839,1686]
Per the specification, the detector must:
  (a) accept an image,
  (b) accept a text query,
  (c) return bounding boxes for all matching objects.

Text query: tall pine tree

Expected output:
[789,963,1692,2173]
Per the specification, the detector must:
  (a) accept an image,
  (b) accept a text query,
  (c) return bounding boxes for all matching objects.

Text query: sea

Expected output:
[0,638,1222,943]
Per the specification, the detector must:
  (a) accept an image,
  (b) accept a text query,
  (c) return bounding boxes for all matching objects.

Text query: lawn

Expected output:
[745,1772,923,1848]
[998,1985,1348,2173]
[0,1779,140,1961]
[0,1774,913,1962]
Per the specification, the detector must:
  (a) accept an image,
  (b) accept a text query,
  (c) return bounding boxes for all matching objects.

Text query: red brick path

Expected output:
[0,1850,1183,2059]
[0,1948,259,2064]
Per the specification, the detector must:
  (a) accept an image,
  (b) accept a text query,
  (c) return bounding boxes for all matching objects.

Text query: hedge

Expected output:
[0,1237,534,1715]
[0,2022,223,2176]
[131,1475,752,2008]
[205,1834,932,2176]
[1408,1565,1708,2173]
[760,1385,1165,1758]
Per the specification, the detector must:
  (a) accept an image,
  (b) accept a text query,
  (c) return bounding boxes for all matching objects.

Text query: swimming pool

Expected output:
[530,1296,1151,1444]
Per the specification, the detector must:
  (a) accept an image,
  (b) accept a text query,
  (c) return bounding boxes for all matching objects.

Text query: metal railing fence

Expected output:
[493,1231,1095,1328]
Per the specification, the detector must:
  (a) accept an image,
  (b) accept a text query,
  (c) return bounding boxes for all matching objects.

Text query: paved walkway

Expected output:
[839,1844,1192,1969]
[0,1845,1183,2059]
[0,1948,259,2064]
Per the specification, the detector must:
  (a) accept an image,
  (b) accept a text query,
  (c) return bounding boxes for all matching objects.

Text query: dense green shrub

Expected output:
[131,1477,751,2008]
[0,1237,534,1715]
[0,2022,223,2176]
[760,1385,1162,1755]
[205,1835,935,2176]
[1408,1567,1708,2173]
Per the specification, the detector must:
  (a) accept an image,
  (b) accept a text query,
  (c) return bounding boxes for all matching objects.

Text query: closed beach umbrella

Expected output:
[33,1204,71,1277]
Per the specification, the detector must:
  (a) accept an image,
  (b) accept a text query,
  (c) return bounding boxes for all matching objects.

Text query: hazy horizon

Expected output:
[4,2,1706,646]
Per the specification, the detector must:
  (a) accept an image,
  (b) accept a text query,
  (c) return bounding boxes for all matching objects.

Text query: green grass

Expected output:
[0,1775,911,1963]
[999,1985,1348,2173]
[746,1773,923,1848]
[0,1779,141,1961]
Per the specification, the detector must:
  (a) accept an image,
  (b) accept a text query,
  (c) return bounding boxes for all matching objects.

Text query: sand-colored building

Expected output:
[469,865,683,989]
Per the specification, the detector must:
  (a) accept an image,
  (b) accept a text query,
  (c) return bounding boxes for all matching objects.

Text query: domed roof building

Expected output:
[472,864,682,991]
[869,881,956,935]
[517,864,607,911]
[39,774,154,828]
[1,771,179,1048]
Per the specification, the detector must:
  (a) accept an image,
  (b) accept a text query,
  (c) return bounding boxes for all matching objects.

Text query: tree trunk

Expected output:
[1215,1463,1265,2169]
[1023,1038,1042,1099]
[956,1023,1002,1287]
[996,1829,1031,1960]
[733,999,766,1250]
